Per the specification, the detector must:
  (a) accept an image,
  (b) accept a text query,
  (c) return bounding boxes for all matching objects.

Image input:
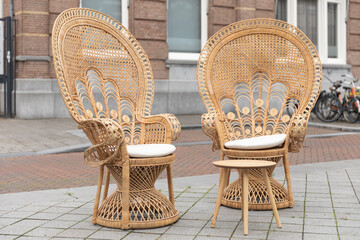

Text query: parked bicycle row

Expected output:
[315,74,360,123]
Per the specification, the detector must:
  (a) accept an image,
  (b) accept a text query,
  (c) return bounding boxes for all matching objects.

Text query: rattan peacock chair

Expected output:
[197,19,322,210]
[52,8,181,229]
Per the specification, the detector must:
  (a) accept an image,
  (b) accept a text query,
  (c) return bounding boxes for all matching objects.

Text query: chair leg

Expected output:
[92,165,104,224]
[121,160,131,229]
[221,153,230,187]
[211,168,227,228]
[261,169,281,228]
[167,164,175,205]
[102,167,110,203]
[242,169,249,235]
[283,151,294,207]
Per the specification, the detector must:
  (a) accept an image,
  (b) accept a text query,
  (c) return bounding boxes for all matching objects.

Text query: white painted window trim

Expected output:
[80,0,129,29]
[286,0,346,65]
[168,0,208,61]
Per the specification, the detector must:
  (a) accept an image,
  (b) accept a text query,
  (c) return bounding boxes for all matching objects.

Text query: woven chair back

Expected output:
[52,8,154,145]
[197,19,322,142]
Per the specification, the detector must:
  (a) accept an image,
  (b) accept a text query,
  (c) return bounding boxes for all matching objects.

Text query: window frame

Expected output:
[80,0,129,29]
[284,0,346,65]
[167,0,208,61]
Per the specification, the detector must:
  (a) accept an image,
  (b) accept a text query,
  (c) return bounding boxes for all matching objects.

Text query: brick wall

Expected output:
[208,0,275,36]
[3,0,276,80]
[348,0,360,78]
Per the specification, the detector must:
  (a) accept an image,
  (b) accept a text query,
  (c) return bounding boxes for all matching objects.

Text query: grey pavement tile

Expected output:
[304,217,336,227]
[55,228,97,238]
[56,213,89,221]
[56,201,87,208]
[303,233,339,240]
[205,220,238,229]
[180,193,206,198]
[70,220,102,230]
[41,220,78,229]
[267,231,303,240]
[338,226,360,236]
[305,206,334,213]
[173,201,195,207]
[0,218,20,227]
[28,212,63,220]
[181,212,212,220]
[166,226,200,235]
[247,222,270,231]
[275,210,303,218]
[25,227,63,237]
[337,219,360,228]
[305,211,335,219]
[159,234,195,240]
[275,216,303,225]
[43,206,75,214]
[19,205,49,212]
[272,223,302,233]
[232,229,267,239]
[336,212,360,221]
[122,233,161,240]
[198,226,234,238]
[69,208,93,215]
[174,219,208,228]
[0,219,47,235]
[17,237,50,240]
[195,236,229,240]
[133,226,169,234]
[303,224,338,235]
[175,197,198,202]
[0,235,16,240]
[1,211,36,219]
[87,229,128,239]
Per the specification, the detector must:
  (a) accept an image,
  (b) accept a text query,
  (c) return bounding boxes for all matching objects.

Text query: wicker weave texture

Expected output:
[197,19,322,210]
[52,8,180,229]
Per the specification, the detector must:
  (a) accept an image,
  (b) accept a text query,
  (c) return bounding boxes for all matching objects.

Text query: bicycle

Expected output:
[315,74,360,123]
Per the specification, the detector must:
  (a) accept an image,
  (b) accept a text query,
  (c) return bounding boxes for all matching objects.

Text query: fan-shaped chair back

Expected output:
[52,8,154,145]
[197,19,322,144]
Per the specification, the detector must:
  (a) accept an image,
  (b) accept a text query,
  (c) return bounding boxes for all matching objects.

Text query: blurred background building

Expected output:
[0,0,358,118]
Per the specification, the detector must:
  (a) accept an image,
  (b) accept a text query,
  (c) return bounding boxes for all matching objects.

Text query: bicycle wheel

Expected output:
[315,94,343,122]
[343,98,360,123]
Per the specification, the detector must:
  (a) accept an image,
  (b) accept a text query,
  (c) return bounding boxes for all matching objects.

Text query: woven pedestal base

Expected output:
[94,189,179,229]
[221,172,291,210]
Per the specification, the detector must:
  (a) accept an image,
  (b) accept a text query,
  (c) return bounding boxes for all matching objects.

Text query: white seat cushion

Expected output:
[224,134,287,150]
[127,144,176,158]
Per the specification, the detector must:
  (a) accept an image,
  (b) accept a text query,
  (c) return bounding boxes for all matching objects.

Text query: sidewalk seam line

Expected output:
[302,173,307,240]
[326,172,340,240]
[345,169,360,204]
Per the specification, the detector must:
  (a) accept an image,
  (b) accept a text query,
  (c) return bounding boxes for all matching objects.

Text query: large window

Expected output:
[80,0,128,28]
[167,0,208,61]
[276,0,346,64]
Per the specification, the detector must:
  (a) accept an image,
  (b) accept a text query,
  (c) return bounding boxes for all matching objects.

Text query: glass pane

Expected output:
[328,3,338,58]
[297,0,318,48]
[82,0,122,23]
[167,0,201,53]
[276,0,287,21]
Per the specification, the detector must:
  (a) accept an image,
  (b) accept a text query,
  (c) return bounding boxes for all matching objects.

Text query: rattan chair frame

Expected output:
[197,19,322,210]
[52,8,181,229]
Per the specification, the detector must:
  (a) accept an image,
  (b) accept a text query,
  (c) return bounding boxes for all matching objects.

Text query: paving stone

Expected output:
[166,226,200,235]
[56,214,89,221]
[42,206,74,214]
[337,219,360,227]
[41,220,78,229]
[270,223,302,232]
[195,236,229,240]
[267,231,303,240]
[28,212,63,220]
[205,220,238,229]
[25,227,63,237]
[303,233,339,240]
[232,229,267,239]
[0,235,16,240]
[17,237,50,240]
[0,218,20,227]
[0,219,47,235]
[1,211,36,219]
[70,220,102,230]
[303,225,338,235]
[173,219,208,228]
[87,229,128,239]
[123,233,161,240]
[198,226,235,237]
[69,208,93,215]
[55,228,96,238]
[305,211,335,219]
[159,234,195,240]
[19,205,49,212]
[304,218,335,226]
[133,226,169,234]
[181,212,212,220]
[338,226,360,236]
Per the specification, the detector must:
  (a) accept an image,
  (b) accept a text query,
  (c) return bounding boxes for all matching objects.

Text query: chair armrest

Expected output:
[288,113,309,153]
[201,113,220,151]
[78,118,125,167]
[140,114,181,142]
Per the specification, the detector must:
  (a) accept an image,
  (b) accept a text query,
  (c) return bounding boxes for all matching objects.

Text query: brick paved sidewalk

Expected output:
[1,159,360,239]
[1,127,360,194]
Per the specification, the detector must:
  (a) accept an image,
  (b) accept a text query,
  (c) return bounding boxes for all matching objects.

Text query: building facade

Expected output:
[1,0,359,118]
